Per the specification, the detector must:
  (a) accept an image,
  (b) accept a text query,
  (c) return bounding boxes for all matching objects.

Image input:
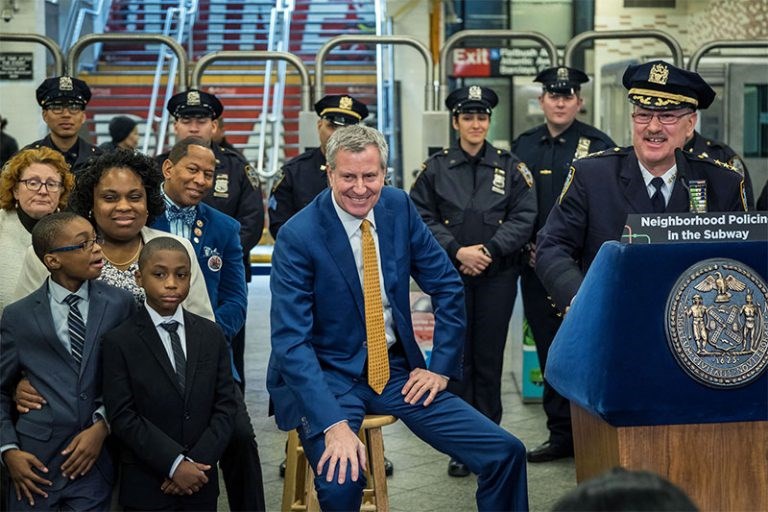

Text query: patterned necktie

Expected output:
[651,177,666,213]
[166,204,196,226]
[160,321,186,392]
[63,294,85,366]
[361,220,389,394]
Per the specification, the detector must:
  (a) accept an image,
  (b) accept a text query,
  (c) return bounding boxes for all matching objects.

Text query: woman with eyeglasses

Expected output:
[13,150,213,318]
[0,147,74,312]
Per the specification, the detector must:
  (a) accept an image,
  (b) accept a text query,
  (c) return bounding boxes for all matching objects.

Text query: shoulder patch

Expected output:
[516,162,533,188]
[558,166,576,204]
[270,172,285,194]
[244,164,261,190]
[728,156,746,177]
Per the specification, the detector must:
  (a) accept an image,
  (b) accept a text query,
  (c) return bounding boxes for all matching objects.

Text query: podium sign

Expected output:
[623,211,768,244]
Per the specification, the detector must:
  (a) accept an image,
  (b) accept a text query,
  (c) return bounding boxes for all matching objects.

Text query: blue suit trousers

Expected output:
[299,351,529,512]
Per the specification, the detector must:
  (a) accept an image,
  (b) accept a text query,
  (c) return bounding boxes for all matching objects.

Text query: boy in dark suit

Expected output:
[0,212,134,510]
[102,236,237,511]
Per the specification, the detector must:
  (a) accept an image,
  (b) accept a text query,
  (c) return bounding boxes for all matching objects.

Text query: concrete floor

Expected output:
[232,276,576,511]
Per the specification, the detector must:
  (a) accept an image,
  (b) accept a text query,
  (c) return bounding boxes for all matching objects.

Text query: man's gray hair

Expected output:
[325,124,388,171]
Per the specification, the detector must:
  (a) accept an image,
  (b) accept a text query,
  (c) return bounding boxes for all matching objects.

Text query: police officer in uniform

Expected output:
[158,89,265,393]
[268,94,369,239]
[512,67,615,463]
[537,60,747,317]
[684,131,754,209]
[410,85,536,477]
[26,76,101,176]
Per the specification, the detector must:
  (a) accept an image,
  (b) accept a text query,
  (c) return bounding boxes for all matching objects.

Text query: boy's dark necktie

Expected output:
[161,321,186,391]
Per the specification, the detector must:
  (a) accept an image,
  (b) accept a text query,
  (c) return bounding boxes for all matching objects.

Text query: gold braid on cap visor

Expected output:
[320,107,362,120]
[629,88,698,108]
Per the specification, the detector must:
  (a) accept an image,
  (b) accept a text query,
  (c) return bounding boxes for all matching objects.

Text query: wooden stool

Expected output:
[281,414,397,512]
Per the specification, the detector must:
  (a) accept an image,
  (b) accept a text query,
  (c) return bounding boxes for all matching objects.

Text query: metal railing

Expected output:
[688,40,768,71]
[315,35,434,110]
[149,0,198,155]
[192,50,312,179]
[0,33,64,76]
[564,29,684,68]
[438,30,558,110]
[63,0,113,68]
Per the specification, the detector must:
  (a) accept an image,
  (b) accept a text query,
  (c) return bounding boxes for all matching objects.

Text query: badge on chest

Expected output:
[492,168,506,195]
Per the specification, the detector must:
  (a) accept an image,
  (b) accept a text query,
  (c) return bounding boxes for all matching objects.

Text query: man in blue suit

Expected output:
[153,136,265,511]
[268,125,528,511]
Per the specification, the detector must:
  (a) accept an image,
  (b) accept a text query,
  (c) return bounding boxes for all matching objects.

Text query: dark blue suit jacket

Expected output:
[267,187,466,436]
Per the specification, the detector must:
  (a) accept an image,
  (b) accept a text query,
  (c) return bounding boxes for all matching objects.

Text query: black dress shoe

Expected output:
[384,457,394,477]
[526,441,574,463]
[279,458,286,477]
[447,458,470,477]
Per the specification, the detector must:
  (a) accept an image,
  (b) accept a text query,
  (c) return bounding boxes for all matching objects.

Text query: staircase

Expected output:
[78,0,382,173]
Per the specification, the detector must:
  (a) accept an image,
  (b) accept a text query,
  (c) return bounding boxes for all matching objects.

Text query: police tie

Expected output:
[361,220,389,394]
[651,177,666,213]
[160,321,186,392]
[63,294,85,366]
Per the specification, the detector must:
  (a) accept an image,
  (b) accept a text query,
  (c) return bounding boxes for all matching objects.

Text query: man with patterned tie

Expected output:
[268,125,529,511]
[0,212,134,510]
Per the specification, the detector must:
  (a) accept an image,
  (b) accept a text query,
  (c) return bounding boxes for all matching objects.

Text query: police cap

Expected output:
[314,95,369,126]
[535,67,589,95]
[166,89,224,119]
[623,60,715,111]
[445,85,498,116]
[36,76,91,108]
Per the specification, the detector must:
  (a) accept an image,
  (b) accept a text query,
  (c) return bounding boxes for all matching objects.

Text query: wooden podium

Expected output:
[545,241,768,510]
[572,406,767,510]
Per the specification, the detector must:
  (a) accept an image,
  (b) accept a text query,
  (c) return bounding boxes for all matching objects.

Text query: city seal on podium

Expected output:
[665,258,768,388]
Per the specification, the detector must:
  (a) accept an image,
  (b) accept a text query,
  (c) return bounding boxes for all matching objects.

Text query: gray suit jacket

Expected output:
[0,279,134,491]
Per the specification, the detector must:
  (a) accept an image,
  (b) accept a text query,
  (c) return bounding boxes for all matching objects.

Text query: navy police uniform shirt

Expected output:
[268,147,328,239]
[23,135,101,176]
[684,131,754,209]
[156,143,265,281]
[535,147,747,312]
[511,120,615,232]
[410,142,537,279]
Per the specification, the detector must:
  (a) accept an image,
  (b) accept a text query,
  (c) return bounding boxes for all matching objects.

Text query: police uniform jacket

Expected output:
[536,147,747,312]
[410,142,537,279]
[511,120,615,232]
[25,135,101,176]
[157,143,264,281]
[684,131,754,209]
[268,147,328,239]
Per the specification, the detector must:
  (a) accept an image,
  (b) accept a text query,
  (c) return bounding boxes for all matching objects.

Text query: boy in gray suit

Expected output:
[0,212,134,510]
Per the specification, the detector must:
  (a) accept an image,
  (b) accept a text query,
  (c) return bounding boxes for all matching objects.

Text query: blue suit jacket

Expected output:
[152,202,246,340]
[0,280,134,491]
[267,187,466,435]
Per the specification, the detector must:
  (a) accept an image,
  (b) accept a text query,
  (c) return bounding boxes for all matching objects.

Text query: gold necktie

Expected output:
[361,219,389,394]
